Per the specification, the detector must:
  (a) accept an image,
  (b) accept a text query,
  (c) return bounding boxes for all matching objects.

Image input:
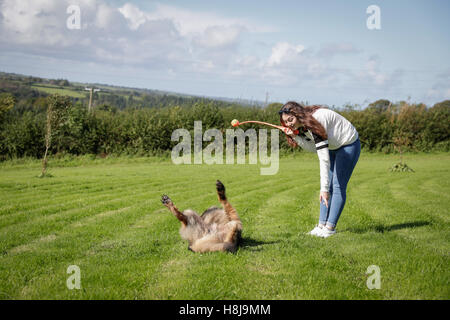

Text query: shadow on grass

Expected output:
[239,237,280,251]
[345,221,431,234]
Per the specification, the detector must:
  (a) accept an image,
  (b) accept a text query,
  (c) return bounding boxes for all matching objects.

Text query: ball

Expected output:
[231,119,239,127]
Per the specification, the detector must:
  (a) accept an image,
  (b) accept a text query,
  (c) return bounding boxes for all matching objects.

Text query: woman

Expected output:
[279,101,361,238]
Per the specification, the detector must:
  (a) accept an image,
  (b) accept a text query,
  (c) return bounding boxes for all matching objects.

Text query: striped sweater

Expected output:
[293,108,359,192]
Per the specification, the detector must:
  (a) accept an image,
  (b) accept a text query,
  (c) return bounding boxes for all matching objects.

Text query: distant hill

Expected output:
[0,71,265,110]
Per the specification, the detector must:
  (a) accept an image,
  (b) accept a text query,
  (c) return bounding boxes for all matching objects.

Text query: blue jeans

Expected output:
[319,138,361,228]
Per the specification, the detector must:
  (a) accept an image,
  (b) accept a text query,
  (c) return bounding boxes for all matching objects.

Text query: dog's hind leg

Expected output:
[224,220,242,244]
[216,180,240,222]
[161,195,187,226]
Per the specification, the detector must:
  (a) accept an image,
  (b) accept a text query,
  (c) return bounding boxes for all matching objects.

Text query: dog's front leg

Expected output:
[161,195,188,226]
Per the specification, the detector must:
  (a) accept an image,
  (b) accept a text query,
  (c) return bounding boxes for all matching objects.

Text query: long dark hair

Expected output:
[279,101,327,148]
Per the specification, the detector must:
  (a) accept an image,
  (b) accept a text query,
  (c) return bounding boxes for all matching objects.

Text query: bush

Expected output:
[0,98,449,160]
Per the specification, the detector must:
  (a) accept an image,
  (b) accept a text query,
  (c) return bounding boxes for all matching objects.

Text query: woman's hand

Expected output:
[283,127,297,138]
[319,191,330,208]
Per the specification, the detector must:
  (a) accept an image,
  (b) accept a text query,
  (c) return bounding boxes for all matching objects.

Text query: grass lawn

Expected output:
[31,84,87,98]
[0,153,448,299]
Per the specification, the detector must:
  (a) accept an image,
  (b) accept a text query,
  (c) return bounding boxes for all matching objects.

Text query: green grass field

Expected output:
[0,153,448,299]
[31,84,87,98]
[31,83,143,101]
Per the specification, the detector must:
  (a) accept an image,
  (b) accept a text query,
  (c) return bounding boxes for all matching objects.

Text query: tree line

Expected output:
[0,92,449,161]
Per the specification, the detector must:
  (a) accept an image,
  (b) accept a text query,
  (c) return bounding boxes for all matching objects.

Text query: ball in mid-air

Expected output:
[231,119,240,127]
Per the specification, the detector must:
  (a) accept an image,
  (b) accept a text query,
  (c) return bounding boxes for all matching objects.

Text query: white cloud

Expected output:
[318,42,361,58]
[366,56,388,85]
[115,2,261,53]
[148,3,274,36]
[193,25,243,49]
[425,69,450,101]
[118,3,146,30]
[0,0,411,104]
[0,0,278,74]
[267,42,305,66]
[0,0,274,71]
[1,0,63,44]
[353,55,404,88]
[95,3,122,29]
[0,0,189,67]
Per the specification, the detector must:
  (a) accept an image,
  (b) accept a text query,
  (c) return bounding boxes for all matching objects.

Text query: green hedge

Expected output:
[0,96,449,160]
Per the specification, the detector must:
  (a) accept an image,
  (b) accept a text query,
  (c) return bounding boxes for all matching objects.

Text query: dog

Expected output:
[161,180,242,253]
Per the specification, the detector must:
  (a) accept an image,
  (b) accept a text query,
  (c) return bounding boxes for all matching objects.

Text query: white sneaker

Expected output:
[307,225,323,236]
[318,227,336,238]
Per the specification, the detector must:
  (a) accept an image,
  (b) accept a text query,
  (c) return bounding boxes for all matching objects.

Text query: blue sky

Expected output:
[0,0,448,107]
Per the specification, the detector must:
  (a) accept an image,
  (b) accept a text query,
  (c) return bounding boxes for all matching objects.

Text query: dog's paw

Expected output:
[216,180,225,191]
[161,194,173,206]
[216,180,226,200]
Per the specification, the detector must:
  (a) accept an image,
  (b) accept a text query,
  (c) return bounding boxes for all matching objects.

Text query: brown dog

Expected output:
[161,180,242,253]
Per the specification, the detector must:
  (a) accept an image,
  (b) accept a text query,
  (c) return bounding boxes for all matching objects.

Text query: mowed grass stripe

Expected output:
[145,183,373,299]
[0,177,146,212]
[347,182,441,250]
[144,185,306,299]
[0,175,104,196]
[0,174,204,227]
[0,166,254,225]
[0,159,216,198]
[0,179,215,252]
[0,157,298,210]
[351,173,442,227]
[244,179,445,299]
[0,178,160,228]
[0,154,448,299]
[4,175,298,298]
[0,162,210,199]
[0,163,219,210]
[2,202,170,298]
[68,159,367,298]
[2,172,287,298]
[355,175,448,257]
[334,169,448,288]
[143,175,320,299]
[1,172,281,253]
[389,175,449,224]
[0,178,162,222]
